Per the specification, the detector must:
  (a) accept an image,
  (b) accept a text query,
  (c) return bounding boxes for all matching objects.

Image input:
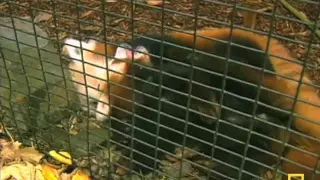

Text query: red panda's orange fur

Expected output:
[168,28,320,140]
[166,28,320,178]
[284,140,320,180]
[89,42,133,119]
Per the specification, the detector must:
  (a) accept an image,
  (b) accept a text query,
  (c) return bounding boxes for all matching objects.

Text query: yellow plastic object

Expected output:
[48,150,72,165]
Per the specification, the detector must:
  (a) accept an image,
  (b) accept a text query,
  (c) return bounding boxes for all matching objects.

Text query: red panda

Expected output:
[168,28,320,142]
[61,27,320,178]
[62,39,133,121]
[166,29,320,179]
[108,33,282,178]
[111,28,320,179]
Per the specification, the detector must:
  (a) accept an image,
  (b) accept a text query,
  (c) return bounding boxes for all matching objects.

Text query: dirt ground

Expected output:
[1,0,320,179]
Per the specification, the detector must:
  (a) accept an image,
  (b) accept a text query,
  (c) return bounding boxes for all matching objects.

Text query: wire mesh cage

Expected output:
[0,0,320,180]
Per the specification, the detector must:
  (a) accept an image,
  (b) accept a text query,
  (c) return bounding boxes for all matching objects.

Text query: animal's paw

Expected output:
[95,102,110,121]
[81,105,96,116]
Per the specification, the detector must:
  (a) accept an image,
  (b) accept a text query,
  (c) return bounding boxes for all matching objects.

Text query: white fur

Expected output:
[135,46,148,54]
[133,46,148,59]
[95,62,127,121]
[114,45,149,61]
[95,92,110,121]
[64,38,110,121]
[63,38,96,61]
[65,39,133,121]
[256,113,268,120]
[114,46,130,59]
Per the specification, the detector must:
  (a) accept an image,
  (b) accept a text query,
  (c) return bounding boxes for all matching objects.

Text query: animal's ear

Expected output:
[114,43,149,60]
[87,39,97,45]
[63,38,96,60]
[134,46,149,58]
[114,43,133,59]
[134,45,151,65]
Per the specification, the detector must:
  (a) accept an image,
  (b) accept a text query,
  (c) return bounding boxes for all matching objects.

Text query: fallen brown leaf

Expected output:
[0,140,21,165]
[242,10,257,29]
[115,167,128,176]
[42,164,60,180]
[71,169,91,180]
[81,25,100,31]
[34,12,53,23]
[58,32,68,40]
[80,9,98,19]
[0,162,45,180]
[0,2,8,11]
[110,18,124,26]
[15,147,45,164]
[146,0,169,6]
[60,173,73,180]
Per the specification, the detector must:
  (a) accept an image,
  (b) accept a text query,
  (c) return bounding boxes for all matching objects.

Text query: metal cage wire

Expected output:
[0,0,320,180]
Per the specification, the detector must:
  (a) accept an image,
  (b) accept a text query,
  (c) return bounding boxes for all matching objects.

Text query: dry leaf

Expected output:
[69,128,80,135]
[42,164,60,180]
[0,162,45,180]
[34,12,53,23]
[241,10,257,29]
[81,25,100,31]
[60,173,73,180]
[58,32,68,40]
[59,168,91,180]
[0,140,22,165]
[80,10,98,19]
[0,140,21,152]
[72,169,91,180]
[15,147,45,164]
[146,0,168,6]
[0,141,15,159]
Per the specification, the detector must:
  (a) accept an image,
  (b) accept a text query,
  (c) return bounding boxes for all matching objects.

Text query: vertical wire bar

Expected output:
[26,0,52,115]
[6,1,37,143]
[26,0,50,148]
[205,3,237,180]
[74,0,93,176]
[178,0,200,179]
[100,0,113,178]
[128,0,137,176]
[152,0,166,176]
[237,2,279,180]
[0,39,23,142]
[50,0,74,167]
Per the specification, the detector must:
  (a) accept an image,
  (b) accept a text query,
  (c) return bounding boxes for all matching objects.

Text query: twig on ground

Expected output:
[279,0,320,39]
